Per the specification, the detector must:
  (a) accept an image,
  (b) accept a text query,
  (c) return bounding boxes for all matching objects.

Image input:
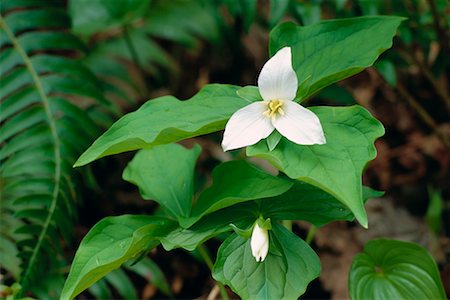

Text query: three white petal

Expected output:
[222,47,326,152]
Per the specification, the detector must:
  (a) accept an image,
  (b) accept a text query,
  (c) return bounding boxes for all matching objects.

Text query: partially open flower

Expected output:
[222,47,326,151]
[250,223,269,262]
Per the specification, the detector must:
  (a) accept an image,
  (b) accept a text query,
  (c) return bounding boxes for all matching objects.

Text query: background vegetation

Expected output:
[1,0,449,299]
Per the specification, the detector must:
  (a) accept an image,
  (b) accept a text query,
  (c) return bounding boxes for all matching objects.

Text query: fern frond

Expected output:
[0,1,103,298]
[72,0,221,107]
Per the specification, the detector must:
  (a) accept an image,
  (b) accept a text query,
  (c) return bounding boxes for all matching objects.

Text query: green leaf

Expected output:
[315,84,356,105]
[425,187,443,234]
[87,279,113,300]
[69,0,149,36]
[61,215,175,300]
[236,85,262,102]
[213,224,320,300]
[269,0,289,27]
[375,59,397,87]
[144,0,220,45]
[270,16,405,100]
[161,202,257,251]
[75,84,247,167]
[123,144,201,219]
[0,1,105,296]
[260,181,378,227]
[160,183,383,251]
[349,239,446,300]
[180,160,293,228]
[240,0,257,32]
[125,257,172,297]
[247,105,385,227]
[104,269,137,300]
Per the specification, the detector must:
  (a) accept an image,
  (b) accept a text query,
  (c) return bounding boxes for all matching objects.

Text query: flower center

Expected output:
[263,99,285,118]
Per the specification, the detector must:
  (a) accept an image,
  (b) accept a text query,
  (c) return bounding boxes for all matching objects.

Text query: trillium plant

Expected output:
[61,16,447,300]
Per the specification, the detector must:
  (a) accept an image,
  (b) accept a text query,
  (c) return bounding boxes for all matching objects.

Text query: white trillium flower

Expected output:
[222,47,326,151]
[250,223,269,262]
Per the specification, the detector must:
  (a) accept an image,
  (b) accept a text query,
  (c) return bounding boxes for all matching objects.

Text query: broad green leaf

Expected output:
[270,16,404,100]
[247,105,384,227]
[123,143,201,219]
[349,239,446,300]
[260,182,382,227]
[61,215,175,300]
[213,224,320,300]
[180,161,293,228]
[75,84,246,167]
[236,86,262,102]
[161,184,383,251]
[161,202,257,251]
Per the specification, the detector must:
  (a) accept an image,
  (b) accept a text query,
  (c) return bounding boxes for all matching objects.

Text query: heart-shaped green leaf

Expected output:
[247,105,384,227]
[349,239,446,300]
[213,223,320,300]
[74,84,247,167]
[123,143,201,219]
[61,215,175,300]
[270,16,405,100]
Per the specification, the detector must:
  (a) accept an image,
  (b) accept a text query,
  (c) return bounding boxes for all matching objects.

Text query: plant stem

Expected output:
[123,25,149,98]
[397,47,450,111]
[282,220,292,231]
[306,225,317,245]
[396,83,450,148]
[198,244,230,300]
[426,0,450,59]
[372,68,450,149]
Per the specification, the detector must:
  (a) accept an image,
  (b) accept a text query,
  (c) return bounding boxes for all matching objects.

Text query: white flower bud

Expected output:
[250,223,269,262]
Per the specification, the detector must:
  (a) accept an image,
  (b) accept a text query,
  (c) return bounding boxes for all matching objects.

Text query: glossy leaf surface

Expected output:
[180,160,292,227]
[270,16,404,100]
[213,224,320,299]
[61,215,175,300]
[75,84,246,166]
[248,105,384,227]
[349,239,446,300]
[123,144,201,219]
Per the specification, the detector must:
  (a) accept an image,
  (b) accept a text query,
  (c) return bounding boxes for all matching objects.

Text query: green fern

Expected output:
[0,1,104,298]
[70,0,221,108]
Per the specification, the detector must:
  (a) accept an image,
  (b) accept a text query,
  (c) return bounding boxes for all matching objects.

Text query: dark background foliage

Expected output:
[1,0,449,299]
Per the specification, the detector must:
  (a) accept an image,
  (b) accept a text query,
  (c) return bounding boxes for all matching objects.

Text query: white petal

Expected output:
[250,224,269,262]
[272,101,326,145]
[257,47,298,102]
[222,102,274,151]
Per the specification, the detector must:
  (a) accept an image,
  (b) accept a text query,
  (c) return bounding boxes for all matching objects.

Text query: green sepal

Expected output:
[266,131,282,151]
[256,217,272,230]
[230,223,253,239]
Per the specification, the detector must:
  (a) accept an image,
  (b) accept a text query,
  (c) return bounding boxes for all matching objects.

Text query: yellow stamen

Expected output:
[263,99,285,118]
